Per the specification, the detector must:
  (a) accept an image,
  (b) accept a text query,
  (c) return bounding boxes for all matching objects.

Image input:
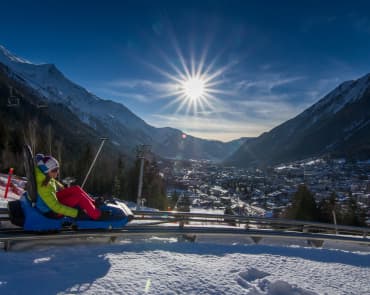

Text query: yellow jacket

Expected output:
[35,167,78,218]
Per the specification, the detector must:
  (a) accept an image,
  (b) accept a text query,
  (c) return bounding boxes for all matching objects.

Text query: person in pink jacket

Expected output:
[35,153,104,220]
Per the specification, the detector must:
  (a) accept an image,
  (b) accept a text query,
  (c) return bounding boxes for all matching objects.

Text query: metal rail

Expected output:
[1,209,369,250]
[1,208,369,236]
[133,210,370,237]
[1,206,368,231]
[0,226,369,250]
[0,208,9,215]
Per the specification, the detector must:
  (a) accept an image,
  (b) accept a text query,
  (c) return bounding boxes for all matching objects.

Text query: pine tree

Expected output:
[76,144,94,186]
[177,194,191,212]
[286,184,319,221]
[125,159,140,203]
[0,117,7,152]
[143,160,168,210]
[1,140,15,172]
[112,157,126,199]
[168,190,179,209]
[341,193,365,226]
[124,157,168,209]
[318,192,337,223]
[24,119,39,154]
[112,175,121,198]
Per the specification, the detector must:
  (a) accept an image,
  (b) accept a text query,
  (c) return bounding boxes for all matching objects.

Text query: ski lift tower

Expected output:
[136,144,151,209]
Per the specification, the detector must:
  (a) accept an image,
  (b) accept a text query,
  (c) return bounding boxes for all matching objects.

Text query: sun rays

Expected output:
[145,43,232,116]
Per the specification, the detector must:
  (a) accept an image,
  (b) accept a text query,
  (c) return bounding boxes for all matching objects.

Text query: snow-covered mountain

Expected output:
[226,72,370,167]
[0,45,244,161]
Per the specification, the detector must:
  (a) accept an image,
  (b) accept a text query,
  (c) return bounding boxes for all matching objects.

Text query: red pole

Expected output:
[4,168,14,199]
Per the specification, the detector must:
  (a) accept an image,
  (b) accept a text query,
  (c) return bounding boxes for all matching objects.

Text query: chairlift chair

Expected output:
[7,96,20,107]
[36,102,48,109]
[7,86,21,107]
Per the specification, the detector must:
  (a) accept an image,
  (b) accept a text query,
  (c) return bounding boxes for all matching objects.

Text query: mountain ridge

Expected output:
[226,72,370,167]
[0,45,245,161]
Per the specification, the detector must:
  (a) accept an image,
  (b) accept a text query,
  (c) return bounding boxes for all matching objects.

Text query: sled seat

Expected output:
[7,145,72,230]
[20,193,74,231]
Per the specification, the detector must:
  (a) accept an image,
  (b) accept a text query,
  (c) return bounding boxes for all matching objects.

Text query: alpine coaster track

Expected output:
[1,210,369,251]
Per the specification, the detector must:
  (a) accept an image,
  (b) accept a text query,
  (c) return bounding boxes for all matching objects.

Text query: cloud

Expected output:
[148,112,275,142]
[107,79,174,93]
[100,72,326,140]
[97,69,354,141]
[94,87,150,102]
[235,75,305,95]
[232,99,303,121]
[100,78,179,102]
[145,75,330,140]
[227,74,311,122]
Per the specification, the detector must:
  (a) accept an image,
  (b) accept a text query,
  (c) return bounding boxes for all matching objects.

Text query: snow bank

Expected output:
[0,173,25,209]
[0,236,369,294]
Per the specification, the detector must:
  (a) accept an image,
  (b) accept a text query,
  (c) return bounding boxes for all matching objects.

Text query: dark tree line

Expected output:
[284,184,366,227]
[0,124,167,210]
[124,159,168,210]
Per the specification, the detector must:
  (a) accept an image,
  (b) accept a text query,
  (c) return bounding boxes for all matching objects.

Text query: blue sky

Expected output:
[1,0,370,141]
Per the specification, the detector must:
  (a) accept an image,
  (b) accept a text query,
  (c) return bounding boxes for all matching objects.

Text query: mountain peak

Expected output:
[305,72,370,120]
[41,63,61,75]
[0,44,32,65]
[226,72,370,167]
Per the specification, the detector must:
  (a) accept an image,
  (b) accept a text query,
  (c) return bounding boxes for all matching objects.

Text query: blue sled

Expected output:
[18,193,133,232]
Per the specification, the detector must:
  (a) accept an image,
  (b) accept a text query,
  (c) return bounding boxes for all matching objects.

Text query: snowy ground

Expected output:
[0,173,24,206]
[0,235,369,295]
[1,177,369,294]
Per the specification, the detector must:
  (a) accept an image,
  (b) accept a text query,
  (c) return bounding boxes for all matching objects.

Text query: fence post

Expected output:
[332,210,338,235]
[4,168,14,199]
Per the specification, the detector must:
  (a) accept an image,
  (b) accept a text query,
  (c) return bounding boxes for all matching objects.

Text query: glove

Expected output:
[76,209,90,220]
[94,196,105,208]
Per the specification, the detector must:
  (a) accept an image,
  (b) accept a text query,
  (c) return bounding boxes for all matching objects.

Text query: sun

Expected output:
[145,41,233,116]
[181,77,206,100]
[182,78,205,100]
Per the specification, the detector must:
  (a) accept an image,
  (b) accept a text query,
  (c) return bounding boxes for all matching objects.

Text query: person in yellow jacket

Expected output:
[35,154,103,220]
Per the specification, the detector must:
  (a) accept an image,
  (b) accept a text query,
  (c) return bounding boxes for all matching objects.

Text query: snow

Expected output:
[0,173,24,207]
[0,44,148,135]
[0,183,369,294]
[190,208,225,214]
[0,236,369,295]
[299,73,370,129]
[302,159,325,166]
[358,159,370,164]
[0,45,31,64]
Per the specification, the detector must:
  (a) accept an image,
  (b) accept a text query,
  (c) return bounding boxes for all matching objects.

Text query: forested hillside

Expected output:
[0,64,167,209]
